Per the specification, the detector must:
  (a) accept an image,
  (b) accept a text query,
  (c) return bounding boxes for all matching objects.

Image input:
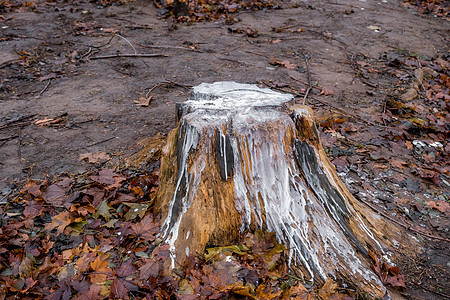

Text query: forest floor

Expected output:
[0,0,448,299]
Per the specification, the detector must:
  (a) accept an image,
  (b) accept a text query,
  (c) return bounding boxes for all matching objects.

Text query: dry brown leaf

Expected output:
[134,96,153,107]
[79,152,111,163]
[319,88,334,96]
[426,200,449,213]
[44,211,72,236]
[318,278,338,300]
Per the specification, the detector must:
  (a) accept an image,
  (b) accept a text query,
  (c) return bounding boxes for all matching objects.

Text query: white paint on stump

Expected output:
[161,82,384,292]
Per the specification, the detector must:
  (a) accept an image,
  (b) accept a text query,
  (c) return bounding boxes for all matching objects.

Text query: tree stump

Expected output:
[154,82,408,298]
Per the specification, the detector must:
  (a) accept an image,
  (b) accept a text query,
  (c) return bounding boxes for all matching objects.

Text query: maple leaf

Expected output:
[111,278,128,299]
[139,259,159,280]
[89,256,113,284]
[131,214,159,241]
[318,278,338,300]
[281,282,310,299]
[75,252,97,274]
[44,211,72,236]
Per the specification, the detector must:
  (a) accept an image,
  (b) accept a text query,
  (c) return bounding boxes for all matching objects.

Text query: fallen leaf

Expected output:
[21,180,44,198]
[110,278,128,299]
[90,169,126,189]
[131,214,160,241]
[139,259,159,280]
[318,278,338,299]
[319,88,334,96]
[44,211,72,236]
[89,256,112,284]
[426,201,449,213]
[134,96,153,107]
[93,200,112,221]
[79,152,111,163]
[123,202,149,221]
[43,183,67,206]
[280,60,297,69]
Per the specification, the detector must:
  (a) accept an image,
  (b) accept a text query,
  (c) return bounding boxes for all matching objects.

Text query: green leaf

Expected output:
[135,251,150,258]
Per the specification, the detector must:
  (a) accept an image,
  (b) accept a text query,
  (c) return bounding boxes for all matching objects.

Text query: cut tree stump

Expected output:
[154,82,412,298]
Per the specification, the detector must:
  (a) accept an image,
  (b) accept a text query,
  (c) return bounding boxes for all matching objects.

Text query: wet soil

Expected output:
[0,0,448,298]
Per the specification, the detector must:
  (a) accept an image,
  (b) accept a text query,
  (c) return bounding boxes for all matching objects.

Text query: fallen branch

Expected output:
[358,197,450,243]
[261,80,379,127]
[302,54,312,105]
[90,53,168,60]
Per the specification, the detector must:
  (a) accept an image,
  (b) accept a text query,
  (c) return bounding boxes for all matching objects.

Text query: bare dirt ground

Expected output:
[0,0,449,298]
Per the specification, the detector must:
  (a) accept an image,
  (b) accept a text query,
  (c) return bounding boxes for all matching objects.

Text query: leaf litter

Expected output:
[0,163,402,299]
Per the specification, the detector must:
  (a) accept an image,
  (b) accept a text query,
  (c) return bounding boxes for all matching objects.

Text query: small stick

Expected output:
[35,79,52,98]
[138,43,202,53]
[87,136,116,147]
[303,54,312,105]
[412,282,450,299]
[18,127,22,177]
[359,198,450,243]
[0,135,19,142]
[0,115,35,130]
[115,34,149,67]
[90,53,167,60]
[145,80,192,99]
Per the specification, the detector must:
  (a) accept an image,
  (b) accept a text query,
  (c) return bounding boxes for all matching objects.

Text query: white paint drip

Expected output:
[162,82,385,292]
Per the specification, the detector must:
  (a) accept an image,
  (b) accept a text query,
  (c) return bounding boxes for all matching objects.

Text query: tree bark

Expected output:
[154,82,411,298]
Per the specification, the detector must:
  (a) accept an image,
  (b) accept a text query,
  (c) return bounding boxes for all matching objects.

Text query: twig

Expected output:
[115,34,150,67]
[0,115,35,130]
[0,60,21,69]
[138,43,202,53]
[262,80,381,127]
[0,135,19,142]
[90,53,167,60]
[18,127,22,176]
[310,96,380,127]
[303,54,312,105]
[91,35,116,49]
[145,80,192,99]
[87,137,116,147]
[412,282,450,299]
[244,50,269,58]
[80,47,92,60]
[358,198,450,243]
[35,79,52,98]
